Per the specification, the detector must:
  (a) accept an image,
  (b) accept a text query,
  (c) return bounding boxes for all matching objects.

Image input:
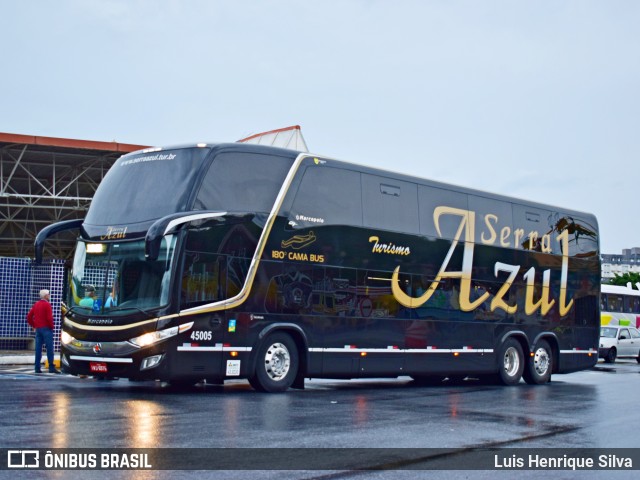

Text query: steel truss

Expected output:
[0,135,146,259]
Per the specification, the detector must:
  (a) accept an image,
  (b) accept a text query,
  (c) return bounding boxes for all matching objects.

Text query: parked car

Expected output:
[599,325,640,363]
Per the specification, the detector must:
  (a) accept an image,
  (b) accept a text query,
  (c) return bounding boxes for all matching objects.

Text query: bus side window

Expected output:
[468,195,513,250]
[289,167,362,228]
[418,186,468,240]
[195,152,294,214]
[181,252,227,308]
[512,204,555,253]
[362,174,419,234]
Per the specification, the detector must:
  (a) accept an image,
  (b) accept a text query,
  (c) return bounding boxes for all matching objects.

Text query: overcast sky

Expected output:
[1,1,638,254]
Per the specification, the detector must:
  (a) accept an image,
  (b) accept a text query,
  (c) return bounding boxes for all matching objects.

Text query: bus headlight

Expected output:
[129,327,179,348]
[60,330,75,345]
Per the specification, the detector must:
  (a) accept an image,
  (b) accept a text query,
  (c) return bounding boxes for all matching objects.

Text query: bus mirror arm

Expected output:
[145,211,228,261]
[34,219,84,264]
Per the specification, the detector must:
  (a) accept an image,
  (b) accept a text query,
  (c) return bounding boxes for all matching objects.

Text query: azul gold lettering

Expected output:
[524,267,555,315]
[100,226,127,241]
[557,229,574,316]
[390,206,576,318]
[392,207,489,311]
[491,262,518,314]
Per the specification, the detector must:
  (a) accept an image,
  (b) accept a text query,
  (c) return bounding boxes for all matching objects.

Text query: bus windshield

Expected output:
[69,237,177,315]
[84,147,211,226]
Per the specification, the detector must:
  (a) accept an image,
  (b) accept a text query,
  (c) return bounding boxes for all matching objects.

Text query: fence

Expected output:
[0,257,66,351]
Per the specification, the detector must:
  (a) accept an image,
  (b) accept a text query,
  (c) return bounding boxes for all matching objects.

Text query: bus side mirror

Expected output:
[145,211,228,261]
[34,219,84,264]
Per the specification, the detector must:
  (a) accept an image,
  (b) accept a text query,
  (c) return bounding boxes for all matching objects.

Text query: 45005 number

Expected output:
[190,331,212,341]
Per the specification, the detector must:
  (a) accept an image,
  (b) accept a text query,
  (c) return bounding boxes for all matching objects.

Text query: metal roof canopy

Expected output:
[0,133,147,259]
[238,125,308,152]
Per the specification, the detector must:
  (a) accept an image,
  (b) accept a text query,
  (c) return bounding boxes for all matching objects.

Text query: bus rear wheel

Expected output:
[249,332,298,393]
[497,338,524,386]
[523,340,552,385]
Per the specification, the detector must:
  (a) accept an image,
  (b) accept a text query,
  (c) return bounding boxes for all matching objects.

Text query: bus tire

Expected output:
[497,338,524,386]
[523,340,552,385]
[249,332,298,393]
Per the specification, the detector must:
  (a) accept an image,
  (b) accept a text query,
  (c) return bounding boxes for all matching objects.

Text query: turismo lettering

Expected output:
[391,206,574,316]
[369,236,410,256]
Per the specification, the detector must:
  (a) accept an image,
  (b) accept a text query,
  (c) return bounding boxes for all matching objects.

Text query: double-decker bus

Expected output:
[36,143,600,392]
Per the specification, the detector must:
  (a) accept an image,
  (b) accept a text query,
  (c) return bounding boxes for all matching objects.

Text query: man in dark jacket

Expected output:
[27,289,60,374]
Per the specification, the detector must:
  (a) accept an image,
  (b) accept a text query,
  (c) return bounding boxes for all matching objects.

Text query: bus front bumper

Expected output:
[60,341,173,380]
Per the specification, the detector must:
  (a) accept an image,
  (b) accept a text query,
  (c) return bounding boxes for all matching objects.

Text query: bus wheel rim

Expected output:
[503,347,520,377]
[533,347,550,376]
[264,342,290,381]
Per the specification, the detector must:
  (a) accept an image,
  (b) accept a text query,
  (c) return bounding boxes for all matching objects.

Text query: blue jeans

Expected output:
[35,327,55,372]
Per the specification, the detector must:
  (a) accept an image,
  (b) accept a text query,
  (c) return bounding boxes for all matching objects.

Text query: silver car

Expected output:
[599,325,640,364]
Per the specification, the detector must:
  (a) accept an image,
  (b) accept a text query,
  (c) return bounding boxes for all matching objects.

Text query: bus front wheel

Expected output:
[497,338,524,386]
[249,332,299,393]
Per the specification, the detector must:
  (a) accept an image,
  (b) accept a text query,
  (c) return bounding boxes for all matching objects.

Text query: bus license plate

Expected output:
[90,362,108,373]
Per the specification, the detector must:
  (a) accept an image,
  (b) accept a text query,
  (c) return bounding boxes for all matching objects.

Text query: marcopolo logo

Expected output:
[8,450,39,468]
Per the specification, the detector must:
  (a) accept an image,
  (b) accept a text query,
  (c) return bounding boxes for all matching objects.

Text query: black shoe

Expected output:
[49,369,61,374]
[35,369,42,374]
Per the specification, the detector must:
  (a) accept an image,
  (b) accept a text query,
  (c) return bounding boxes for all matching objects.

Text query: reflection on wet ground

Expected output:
[1,360,638,453]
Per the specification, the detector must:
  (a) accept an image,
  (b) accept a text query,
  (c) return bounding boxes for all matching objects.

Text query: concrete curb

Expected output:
[0,354,60,367]
[0,355,37,365]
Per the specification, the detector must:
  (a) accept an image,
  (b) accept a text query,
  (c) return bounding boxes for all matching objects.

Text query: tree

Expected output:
[609,272,640,288]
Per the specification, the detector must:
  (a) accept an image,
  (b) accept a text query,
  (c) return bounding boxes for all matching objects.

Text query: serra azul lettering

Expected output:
[100,226,127,240]
[392,206,575,316]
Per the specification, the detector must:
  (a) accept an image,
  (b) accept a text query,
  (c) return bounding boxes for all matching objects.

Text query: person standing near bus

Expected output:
[26,289,60,374]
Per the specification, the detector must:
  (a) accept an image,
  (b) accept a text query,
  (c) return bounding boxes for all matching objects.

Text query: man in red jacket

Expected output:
[27,289,60,374]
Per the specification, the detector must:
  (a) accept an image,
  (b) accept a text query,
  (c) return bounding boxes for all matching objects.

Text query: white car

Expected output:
[599,325,640,363]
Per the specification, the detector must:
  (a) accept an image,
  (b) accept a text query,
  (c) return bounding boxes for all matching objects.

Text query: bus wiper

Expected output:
[111,305,156,318]
[63,305,83,318]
